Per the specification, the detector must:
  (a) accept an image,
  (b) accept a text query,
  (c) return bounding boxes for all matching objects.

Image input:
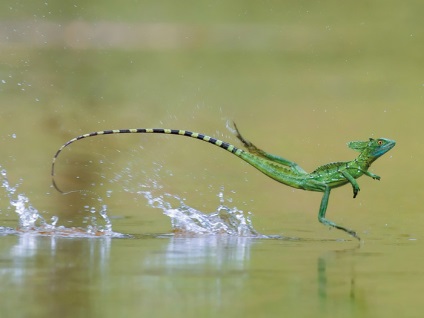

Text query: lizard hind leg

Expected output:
[318,186,360,240]
[233,122,307,175]
[233,122,260,154]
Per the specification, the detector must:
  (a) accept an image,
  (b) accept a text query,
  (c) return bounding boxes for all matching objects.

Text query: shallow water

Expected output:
[2,223,424,318]
[2,1,424,317]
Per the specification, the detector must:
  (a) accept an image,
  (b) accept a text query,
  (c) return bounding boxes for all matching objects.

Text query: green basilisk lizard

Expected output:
[51,123,395,240]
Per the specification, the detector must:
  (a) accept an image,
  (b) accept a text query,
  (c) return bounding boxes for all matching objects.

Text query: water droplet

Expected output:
[50,215,59,226]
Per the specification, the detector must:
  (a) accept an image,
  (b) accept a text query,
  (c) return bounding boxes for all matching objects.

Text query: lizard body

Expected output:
[51,124,395,240]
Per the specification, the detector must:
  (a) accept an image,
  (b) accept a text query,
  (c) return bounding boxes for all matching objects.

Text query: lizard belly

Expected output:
[323,169,363,189]
[305,171,355,191]
[328,178,350,188]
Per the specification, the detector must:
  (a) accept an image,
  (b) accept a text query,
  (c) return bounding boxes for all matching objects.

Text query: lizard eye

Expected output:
[377,140,383,145]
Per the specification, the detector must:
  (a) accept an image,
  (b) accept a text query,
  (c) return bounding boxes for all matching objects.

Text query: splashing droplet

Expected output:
[140,189,265,237]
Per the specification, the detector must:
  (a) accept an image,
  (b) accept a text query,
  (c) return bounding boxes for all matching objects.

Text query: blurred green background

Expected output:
[1,1,423,317]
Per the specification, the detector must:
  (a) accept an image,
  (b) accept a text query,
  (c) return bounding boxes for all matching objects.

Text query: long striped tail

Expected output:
[51,128,244,193]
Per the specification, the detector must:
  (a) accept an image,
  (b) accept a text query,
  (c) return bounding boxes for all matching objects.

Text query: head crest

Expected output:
[347,140,370,152]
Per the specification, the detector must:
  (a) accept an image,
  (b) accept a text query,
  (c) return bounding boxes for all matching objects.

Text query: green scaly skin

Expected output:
[51,123,395,240]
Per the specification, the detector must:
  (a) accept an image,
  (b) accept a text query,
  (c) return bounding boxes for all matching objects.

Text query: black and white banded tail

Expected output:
[51,128,244,193]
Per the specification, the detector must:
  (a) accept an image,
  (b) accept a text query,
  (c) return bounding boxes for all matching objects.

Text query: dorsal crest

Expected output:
[312,162,344,174]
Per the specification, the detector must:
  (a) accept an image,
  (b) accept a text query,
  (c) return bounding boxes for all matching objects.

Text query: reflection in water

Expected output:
[1,234,112,317]
[145,235,252,270]
[7,233,110,279]
[140,235,254,313]
[317,244,363,314]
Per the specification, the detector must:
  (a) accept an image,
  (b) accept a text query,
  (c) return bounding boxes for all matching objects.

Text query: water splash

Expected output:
[1,168,46,230]
[0,167,120,238]
[11,193,45,228]
[1,161,265,238]
[139,187,265,237]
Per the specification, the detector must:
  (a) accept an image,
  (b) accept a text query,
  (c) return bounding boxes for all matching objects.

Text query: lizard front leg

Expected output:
[361,170,381,180]
[341,171,360,198]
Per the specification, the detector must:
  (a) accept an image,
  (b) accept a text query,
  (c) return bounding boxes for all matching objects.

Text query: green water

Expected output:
[1,1,424,317]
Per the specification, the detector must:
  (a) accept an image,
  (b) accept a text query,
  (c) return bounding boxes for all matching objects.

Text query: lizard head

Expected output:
[347,138,396,159]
